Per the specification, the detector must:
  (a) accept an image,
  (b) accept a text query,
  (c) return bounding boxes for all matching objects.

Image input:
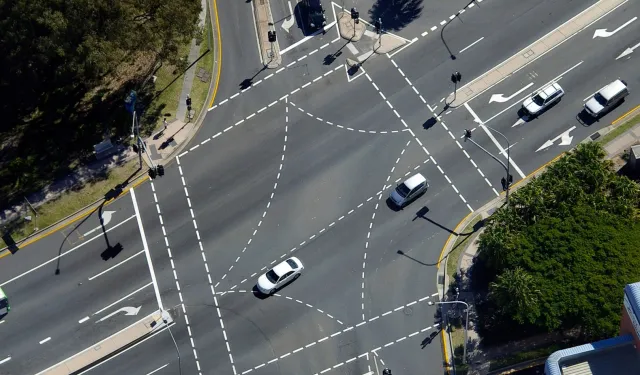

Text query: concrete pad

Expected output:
[559,20,581,36]
[530,42,547,56]
[540,31,565,49]
[631,126,640,138]
[374,34,407,54]
[605,134,635,155]
[571,6,606,30]
[481,70,504,88]
[497,57,525,76]
[338,12,366,41]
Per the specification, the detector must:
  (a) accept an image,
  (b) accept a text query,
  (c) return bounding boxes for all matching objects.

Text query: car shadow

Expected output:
[252,285,270,300]
[386,197,401,212]
[577,110,598,126]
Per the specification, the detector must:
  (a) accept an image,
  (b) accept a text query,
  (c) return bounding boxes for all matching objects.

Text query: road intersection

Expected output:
[2,0,640,374]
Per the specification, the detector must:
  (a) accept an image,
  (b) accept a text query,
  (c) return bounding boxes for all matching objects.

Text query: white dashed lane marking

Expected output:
[181,65,344,159]
[219,157,430,292]
[176,158,237,375]
[289,102,408,135]
[215,98,290,285]
[389,58,499,198]
[238,297,439,374]
[362,140,411,321]
[216,290,344,325]
[417,0,485,39]
[363,71,475,212]
[150,181,204,375]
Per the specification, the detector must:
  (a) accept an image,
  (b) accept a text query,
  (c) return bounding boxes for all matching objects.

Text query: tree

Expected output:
[473,142,640,342]
[489,267,541,325]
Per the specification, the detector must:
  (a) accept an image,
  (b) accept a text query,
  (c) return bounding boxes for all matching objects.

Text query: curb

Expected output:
[0,1,221,257]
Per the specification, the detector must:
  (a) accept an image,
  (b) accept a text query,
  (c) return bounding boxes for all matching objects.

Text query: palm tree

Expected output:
[489,267,541,325]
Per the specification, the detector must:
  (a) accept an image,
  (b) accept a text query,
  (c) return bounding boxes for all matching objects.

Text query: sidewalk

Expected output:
[437,105,640,374]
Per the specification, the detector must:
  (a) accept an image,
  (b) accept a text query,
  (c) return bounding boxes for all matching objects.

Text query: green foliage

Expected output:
[0,0,201,207]
[474,142,640,342]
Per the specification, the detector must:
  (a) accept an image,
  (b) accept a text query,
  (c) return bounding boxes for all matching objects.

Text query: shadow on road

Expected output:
[368,0,423,31]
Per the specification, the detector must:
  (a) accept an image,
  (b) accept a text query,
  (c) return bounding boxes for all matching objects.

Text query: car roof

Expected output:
[272,260,293,276]
[537,83,561,99]
[403,173,426,190]
[599,79,627,100]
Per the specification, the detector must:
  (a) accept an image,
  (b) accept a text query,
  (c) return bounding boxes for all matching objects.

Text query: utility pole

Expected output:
[429,300,470,364]
[463,126,512,204]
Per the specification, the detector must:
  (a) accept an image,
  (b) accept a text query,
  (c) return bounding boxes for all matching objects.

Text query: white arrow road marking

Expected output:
[489,82,534,104]
[82,210,116,237]
[96,306,141,323]
[536,126,576,152]
[616,41,640,60]
[593,17,636,38]
[281,1,295,33]
[512,118,526,127]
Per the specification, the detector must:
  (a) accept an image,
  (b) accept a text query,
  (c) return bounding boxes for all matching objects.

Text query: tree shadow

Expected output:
[368,0,423,32]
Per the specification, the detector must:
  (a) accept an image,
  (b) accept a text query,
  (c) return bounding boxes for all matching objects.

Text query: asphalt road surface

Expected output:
[2,0,640,374]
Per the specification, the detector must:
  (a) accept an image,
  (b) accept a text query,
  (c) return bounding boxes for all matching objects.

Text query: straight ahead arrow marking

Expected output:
[536,126,576,152]
[616,41,640,60]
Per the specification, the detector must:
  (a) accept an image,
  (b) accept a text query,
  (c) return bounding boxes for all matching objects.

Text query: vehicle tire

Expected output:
[269,289,275,295]
[294,273,301,280]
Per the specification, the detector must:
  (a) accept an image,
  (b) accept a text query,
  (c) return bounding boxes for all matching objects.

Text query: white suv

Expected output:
[521,82,564,117]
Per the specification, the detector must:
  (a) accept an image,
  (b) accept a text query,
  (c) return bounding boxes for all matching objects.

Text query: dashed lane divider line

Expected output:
[418,0,485,39]
[150,181,203,375]
[239,293,439,374]
[180,65,344,159]
[363,140,411,321]
[310,323,440,375]
[216,290,344,325]
[218,157,430,292]
[215,98,290,285]
[363,71,474,213]
[208,41,341,112]
[389,58,500,198]
[176,157,237,375]
[289,101,409,135]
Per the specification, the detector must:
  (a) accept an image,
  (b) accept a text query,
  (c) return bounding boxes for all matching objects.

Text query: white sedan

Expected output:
[256,257,304,295]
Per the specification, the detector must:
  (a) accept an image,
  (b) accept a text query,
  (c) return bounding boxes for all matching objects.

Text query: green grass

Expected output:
[489,343,564,371]
[144,43,192,133]
[446,214,482,283]
[188,13,214,121]
[598,114,640,145]
[1,159,143,248]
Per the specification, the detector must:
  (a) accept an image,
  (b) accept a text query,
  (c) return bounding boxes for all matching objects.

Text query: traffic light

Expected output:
[382,369,392,375]
[268,30,276,43]
[350,7,359,23]
[375,18,382,34]
[451,71,462,83]
[463,129,472,139]
[149,167,157,179]
[501,177,507,191]
[157,164,165,177]
[508,174,513,185]
[186,96,192,111]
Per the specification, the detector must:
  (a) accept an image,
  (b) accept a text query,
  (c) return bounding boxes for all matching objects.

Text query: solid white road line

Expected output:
[0,357,10,364]
[78,316,90,324]
[88,250,144,281]
[0,215,136,287]
[146,363,169,375]
[280,21,337,55]
[39,337,51,344]
[459,37,484,53]
[464,103,526,179]
[131,188,164,311]
[93,282,152,316]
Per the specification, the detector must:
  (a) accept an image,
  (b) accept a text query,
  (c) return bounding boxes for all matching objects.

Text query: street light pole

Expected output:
[429,300,470,364]
[463,126,512,205]
[164,319,182,375]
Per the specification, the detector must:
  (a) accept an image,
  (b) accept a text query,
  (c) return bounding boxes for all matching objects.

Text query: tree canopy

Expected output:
[0,0,201,207]
[473,142,640,343]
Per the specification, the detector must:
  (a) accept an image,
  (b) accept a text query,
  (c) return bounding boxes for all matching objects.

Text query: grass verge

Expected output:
[1,159,142,248]
[446,214,482,283]
[189,12,214,121]
[451,328,469,375]
[598,113,640,145]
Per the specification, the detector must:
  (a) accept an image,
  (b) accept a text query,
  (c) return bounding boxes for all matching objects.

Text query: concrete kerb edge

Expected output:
[0,3,220,256]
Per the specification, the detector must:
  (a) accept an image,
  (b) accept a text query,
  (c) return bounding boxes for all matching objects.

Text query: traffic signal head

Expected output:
[463,129,472,139]
[157,164,165,176]
[268,30,276,43]
[375,18,382,34]
[149,167,157,179]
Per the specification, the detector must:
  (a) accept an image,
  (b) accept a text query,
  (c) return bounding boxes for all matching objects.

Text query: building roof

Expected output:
[545,335,637,375]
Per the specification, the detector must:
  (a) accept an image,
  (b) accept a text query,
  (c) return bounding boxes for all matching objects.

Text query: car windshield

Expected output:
[532,94,545,106]
[594,93,607,106]
[266,270,279,283]
[396,183,411,198]
[286,259,298,269]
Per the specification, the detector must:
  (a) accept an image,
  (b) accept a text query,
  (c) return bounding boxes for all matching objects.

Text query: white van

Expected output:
[584,79,629,117]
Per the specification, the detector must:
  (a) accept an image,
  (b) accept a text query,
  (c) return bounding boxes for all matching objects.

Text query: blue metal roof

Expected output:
[624,282,640,322]
[545,335,634,375]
